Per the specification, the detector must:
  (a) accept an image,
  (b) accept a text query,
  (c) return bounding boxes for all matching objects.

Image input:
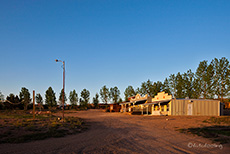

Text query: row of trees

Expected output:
[99,86,122,104]
[40,87,92,108]
[0,87,92,110]
[0,85,123,110]
[124,57,230,101]
[1,57,229,110]
[0,88,32,110]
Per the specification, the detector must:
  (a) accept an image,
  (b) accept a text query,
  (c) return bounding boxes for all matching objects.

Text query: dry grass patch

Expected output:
[178,116,230,144]
[0,111,85,144]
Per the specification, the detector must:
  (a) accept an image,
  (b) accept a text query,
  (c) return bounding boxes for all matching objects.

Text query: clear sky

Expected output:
[0,0,230,103]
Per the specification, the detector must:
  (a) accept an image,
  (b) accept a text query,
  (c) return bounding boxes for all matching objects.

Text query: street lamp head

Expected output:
[55,59,58,62]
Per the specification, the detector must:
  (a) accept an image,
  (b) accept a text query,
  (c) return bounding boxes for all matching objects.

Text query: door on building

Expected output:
[187,103,193,115]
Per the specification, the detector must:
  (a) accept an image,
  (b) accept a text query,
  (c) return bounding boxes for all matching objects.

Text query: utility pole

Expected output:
[33,90,35,120]
[62,61,65,122]
[55,59,65,122]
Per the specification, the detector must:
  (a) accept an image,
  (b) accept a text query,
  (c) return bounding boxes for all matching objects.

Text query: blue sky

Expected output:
[0,0,229,103]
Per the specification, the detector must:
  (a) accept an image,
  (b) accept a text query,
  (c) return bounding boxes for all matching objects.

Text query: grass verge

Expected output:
[178,116,230,144]
[0,111,85,144]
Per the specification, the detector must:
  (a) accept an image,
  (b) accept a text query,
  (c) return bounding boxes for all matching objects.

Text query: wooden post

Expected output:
[147,105,148,115]
[141,105,143,115]
[33,90,35,120]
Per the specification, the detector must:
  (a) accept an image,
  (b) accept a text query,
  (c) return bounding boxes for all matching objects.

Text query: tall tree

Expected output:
[0,91,4,101]
[195,60,214,99]
[6,93,15,103]
[6,94,21,109]
[175,72,185,98]
[100,85,110,104]
[36,93,43,104]
[109,86,120,104]
[207,62,215,98]
[152,81,163,96]
[135,87,142,95]
[80,89,90,107]
[162,78,171,95]
[193,78,201,99]
[169,74,177,98]
[69,90,78,106]
[36,93,43,111]
[124,86,136,101]
[92,93,99,108]
[19,87,31,110]
[58,88,67,105]
[182,69,195,98]
[45,87,57,108]
[139,79,154,97]
[79,98,83,106]
[212,57,230,100]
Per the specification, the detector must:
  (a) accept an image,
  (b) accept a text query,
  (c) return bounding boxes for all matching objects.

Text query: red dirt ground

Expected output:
[0,109,229,154]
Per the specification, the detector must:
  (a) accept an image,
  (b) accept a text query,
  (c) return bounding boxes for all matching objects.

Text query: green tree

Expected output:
[152,81,163,96]
[175,72,185,98]
[36,93,43,104]
[138,82,147,96]
[79,98,83,106]
[0,91,4,101]
[19,87,31,110]
[212,57,230,100]
[109,86,120,104]
[69,89,78,106]
[6,94,15,109]
[124,86,136,101]
[182,69,195,98]
[36,93,43,111]
[45,87,57,108]
[195,60,214,99]
[169,74,177,98]
[162,78,171,95]
[207,62,215,98]
[80,89,90,107]
[100,85,110,104]
[139,79,154,97]
[58,88,67,105]
[6,93,15,103]
[6,94,22,109]
[0,91,4,110]
[93,93,99,108]
[135,87,142,95]
[193,78,201,99]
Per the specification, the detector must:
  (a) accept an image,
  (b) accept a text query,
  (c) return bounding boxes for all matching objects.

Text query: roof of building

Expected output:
[119,101,130,105]
[175,98,221,102]
[141,99,172,106]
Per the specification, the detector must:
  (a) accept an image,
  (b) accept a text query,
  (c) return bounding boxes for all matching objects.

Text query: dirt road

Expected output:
[0,110,229,154]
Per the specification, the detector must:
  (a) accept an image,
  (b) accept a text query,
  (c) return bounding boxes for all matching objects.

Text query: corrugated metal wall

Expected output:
[171,99,221,116]
[171,99,187,115]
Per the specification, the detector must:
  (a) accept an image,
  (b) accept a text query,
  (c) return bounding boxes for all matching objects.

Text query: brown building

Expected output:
[109,104,121,112]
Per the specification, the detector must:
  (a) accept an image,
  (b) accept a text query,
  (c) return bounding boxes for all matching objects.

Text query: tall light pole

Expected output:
[55,59,65,122]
